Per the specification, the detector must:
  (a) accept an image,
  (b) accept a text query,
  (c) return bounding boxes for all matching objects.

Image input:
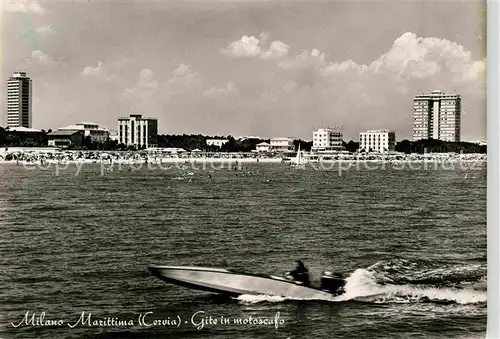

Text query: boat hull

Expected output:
[148,265,338,299]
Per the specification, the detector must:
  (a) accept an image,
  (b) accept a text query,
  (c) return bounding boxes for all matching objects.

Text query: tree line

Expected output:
[394,139,486,154]
[0,127,486,154]
[343,139,486,154]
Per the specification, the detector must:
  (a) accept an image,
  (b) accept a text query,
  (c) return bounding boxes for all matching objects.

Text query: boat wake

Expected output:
[235,259,486,306]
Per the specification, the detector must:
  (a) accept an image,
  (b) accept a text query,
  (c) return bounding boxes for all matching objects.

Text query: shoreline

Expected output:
[0,149,488,167]
[0,157,487,166]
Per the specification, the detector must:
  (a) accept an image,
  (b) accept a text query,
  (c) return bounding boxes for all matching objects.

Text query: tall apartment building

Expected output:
[118,114,158,148]
[359,129,396,153]
[413,90,461,142]
[312,128,344,152]
[6,72,32,128]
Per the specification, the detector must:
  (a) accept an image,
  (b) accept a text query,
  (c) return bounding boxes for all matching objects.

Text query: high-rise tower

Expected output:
[6,72,32,128]
[413,90,461,142]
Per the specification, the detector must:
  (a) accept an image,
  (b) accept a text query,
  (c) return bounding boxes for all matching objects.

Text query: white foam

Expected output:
[371,285,487,304]
[334,268,487,304]
[234,293,335,304]
[235,294,288,304]
[235,265,487,305]
[334,268,385,301]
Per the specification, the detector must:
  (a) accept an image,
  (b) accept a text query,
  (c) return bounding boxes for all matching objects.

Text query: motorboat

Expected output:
[148,265,345,298]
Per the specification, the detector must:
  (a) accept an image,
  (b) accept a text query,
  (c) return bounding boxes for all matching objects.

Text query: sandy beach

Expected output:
[0,154,487,167]
[0,147,487,169]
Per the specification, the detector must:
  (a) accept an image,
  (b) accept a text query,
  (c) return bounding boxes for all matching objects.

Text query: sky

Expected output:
[1,0,486,141]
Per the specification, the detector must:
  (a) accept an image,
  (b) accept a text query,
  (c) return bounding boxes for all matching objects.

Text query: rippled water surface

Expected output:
[0,163,487,339]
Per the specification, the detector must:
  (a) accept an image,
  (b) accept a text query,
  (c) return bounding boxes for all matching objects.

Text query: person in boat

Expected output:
[288,260,310,286]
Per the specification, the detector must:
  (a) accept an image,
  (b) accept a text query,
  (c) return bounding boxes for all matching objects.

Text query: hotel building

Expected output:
[359,130,396,153]
[58,122,110,143]
[312,128,344,152]
[413,90,461,142]
[6,72,32,128]
[270,137,295,152]
[47,130,84,148]
[118,114,158,148]
[255,142,270,152]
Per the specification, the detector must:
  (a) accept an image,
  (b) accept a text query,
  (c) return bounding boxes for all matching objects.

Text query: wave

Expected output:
[335,268,486,305]
[235,259,487,306]
[366,259,486,288]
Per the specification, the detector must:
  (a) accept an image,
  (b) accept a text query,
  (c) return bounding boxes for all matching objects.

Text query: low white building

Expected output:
[270,137,294,152]
[235,135,263,141]
[312,128,344,152]
[6,126,42,133]
[58,122,109,143]
[118,114,158,148]
[359,129,396,153]
[47,130,84,148]
[206,139,229,148]
[109,130,119,142]
[255,142,270,152]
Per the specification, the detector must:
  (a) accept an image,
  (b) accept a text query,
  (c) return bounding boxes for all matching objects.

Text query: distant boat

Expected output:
[290,144,306,168]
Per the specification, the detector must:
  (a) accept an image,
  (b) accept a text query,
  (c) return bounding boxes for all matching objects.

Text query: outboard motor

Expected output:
[320,271,345,294]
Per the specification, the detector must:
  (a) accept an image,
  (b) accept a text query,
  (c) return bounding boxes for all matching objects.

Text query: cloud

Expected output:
[27,50,55,65]
[269,31,485,90]
[260,41,290,60]
[222,33,290,60]
[222,35,261,58]
[136,68,158,89]
[80,61,116,81]
[259,31,271,44]
[166,63,202,92]
[463,60,485,81]
[320,32,484,83]
[123,68,158,99]
[278,48,326,70]
[35,24,55,37]
[203,81,238,99]
[320,60,368,75]
[241,32,485,139]
[122,64,203,114]
[2,0,46,15]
